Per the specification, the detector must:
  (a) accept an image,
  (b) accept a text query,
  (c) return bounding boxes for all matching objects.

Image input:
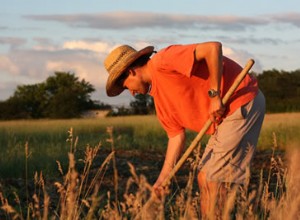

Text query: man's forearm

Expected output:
[154,132,185,186]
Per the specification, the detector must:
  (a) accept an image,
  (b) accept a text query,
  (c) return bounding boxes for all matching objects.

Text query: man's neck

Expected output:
[139,62,152,84]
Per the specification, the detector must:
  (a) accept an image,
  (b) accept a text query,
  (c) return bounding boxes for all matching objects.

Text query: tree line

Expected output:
[0,69,299,120]
[256,69,300,113]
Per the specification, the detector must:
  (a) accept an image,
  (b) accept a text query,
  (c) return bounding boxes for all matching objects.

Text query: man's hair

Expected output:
[130,55,150,68]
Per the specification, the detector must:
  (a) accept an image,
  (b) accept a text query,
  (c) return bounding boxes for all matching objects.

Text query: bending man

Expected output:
[104,42,265,217]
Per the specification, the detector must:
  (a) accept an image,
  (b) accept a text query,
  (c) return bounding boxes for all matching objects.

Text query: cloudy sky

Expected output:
[1,0,299,105]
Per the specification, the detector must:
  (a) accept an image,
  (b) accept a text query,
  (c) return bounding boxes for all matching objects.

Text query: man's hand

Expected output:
[152,181,168,200]
[209,96,225,122]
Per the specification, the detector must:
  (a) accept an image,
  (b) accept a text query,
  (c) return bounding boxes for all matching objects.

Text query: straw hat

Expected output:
[104,45,154,97]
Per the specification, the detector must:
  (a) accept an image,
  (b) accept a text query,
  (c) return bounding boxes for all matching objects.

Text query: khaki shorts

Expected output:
[198,90,265,184]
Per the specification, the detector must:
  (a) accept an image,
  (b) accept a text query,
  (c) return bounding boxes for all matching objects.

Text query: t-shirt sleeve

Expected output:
[157,44,197,77]
[158,115,185,138]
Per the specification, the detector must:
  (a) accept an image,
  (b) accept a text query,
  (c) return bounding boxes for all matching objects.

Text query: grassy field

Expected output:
[259,112,300,149]
[0,116,164,177]
[0,113,299,219]
[0,113,299,178]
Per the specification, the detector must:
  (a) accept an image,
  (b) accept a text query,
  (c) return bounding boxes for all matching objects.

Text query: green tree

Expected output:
[130,94,155,115]
[0,84,46,119]
[0,72,96,119]
[0,98,29,119]
[257,69,300,112]
[11,84,46,118]
[43,72,95,118]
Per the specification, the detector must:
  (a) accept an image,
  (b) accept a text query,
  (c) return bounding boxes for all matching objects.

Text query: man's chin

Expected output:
[139,89,148,95]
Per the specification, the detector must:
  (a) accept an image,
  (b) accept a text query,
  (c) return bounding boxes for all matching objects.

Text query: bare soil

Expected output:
[0,148,285,218]
[97,148,285,196]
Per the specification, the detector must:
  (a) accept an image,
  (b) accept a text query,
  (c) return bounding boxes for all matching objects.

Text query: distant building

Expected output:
[81,110,110,118]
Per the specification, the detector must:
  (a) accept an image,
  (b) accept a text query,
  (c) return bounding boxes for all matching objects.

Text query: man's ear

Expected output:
[128,68,136,76]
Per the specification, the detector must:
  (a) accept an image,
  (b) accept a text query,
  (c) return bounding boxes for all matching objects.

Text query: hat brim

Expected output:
[106,46,154,97]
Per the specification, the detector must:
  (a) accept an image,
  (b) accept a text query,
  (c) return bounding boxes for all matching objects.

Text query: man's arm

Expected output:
[153,132,185,196]
[194,41,225,122]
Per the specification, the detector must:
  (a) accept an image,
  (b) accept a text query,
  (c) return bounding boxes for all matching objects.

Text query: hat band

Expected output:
[107,50,132,72]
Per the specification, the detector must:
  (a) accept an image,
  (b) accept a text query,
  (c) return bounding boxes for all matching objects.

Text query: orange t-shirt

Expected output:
[148,44,258,138]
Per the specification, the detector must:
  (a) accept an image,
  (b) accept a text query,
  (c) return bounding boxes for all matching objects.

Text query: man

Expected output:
[104,42,265,217]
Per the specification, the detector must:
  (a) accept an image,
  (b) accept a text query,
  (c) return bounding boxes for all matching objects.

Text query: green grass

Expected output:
[0,116,166,178]
[0,113,299,178]
[258,112,300,149]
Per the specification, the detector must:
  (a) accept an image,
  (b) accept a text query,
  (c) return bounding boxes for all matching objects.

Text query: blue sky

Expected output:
[1,0,299,105]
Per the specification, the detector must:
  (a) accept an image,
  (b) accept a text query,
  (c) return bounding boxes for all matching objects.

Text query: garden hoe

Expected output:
[135,59,255,220]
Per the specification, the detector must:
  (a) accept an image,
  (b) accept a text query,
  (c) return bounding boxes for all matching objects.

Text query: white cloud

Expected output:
[26,11,300,30]
[133,41,153,50]
[223,47,235,56]
[63,40,111,53]
[223,46,262,73]
[0,37,26,49]
[270,12,300,28]
[0,55,19,75]
[0,40,111,100]
[25,11,268,31]
[32,45,59,51]
[46,59,107,85]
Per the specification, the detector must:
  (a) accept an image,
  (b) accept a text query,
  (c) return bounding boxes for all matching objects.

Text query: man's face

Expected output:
[122,68,150,96]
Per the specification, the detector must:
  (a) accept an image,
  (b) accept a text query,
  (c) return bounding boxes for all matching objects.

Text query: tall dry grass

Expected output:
[0,128,299,219]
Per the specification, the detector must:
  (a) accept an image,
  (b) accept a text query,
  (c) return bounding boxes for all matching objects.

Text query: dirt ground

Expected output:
[97,148,285,197]
[0,148,285,218]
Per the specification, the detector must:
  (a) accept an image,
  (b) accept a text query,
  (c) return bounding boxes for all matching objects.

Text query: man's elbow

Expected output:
[210,41,222,54]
